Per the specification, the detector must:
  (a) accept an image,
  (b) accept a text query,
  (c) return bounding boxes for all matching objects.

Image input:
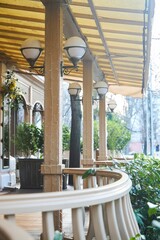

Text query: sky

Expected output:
[152,0,160,37]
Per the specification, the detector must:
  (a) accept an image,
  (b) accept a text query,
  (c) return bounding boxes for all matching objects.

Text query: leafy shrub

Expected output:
[62,125,70,151]
[118,154,160,239]
[15,123,70,156]
[14,123,43,157]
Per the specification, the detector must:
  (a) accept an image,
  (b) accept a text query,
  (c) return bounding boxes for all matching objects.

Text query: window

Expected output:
[33,103,43,129]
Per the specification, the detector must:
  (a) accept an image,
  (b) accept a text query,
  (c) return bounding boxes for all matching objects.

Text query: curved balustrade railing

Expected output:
[0,219,34,240]
[0,168,140,240]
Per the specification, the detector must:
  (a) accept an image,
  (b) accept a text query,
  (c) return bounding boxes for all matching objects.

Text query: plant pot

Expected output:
[18,158,43,189]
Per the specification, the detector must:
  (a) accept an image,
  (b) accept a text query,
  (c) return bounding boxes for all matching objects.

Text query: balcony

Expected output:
[0,168,140,240]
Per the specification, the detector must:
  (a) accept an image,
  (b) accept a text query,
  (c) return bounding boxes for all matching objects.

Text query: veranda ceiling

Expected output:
[0,0,155,96]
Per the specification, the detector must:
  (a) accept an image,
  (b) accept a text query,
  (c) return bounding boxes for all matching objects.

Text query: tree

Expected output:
[107,114,131,152]
[93,114,131,153]
[69,96,82,185]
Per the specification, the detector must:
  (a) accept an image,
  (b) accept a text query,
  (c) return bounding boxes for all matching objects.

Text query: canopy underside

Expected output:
[0,0,154,97]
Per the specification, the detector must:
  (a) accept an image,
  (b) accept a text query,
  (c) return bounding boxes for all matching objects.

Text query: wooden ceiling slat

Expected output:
[113,64,143,70]
[118,82,141,86]
[93,48,143,56]
[0,12,44,23]
[0,1,44,13]
[116,68,142,74]
[98,54,143,59]
[105,38,143,45]
[118,76,143,81]
[109,45,143,52]
[95,6,144,14]
[0,26,44,36]
[118,73,142,78]
[117,69,142,75]
[0,18,45,30]
[112,58,143,64]
[100,17,145,26]
[80,24,144,36]
[0,31,44,41]
[74,13,145,26]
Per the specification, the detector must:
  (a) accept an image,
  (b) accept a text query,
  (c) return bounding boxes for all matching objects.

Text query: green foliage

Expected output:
[37,125,44,154]
[130,233,141,240]
[14,123,43,157]
[1,70,21,100]
[93,114,131,152]
[15,123,70,156]
[3,124,9,155]
[82,168,96,179]
[119,154,160,240]
[107,114,131,151]
[62,125,70,151]
[94,120,99,150]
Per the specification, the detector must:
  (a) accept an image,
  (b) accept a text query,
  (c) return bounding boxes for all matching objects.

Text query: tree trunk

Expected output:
[69,95,82,185]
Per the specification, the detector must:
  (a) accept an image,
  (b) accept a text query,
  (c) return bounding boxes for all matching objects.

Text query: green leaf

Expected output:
[134,211,145,227]
[130,233,141,240]
[82,168,96,179]
[148,207,157,217]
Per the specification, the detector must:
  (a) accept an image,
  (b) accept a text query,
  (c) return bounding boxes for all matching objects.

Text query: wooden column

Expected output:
[98,98,108,160]
[42,1,63,195]
[41,0,63,191]
[41,1,63,229]
[81,60,94,167]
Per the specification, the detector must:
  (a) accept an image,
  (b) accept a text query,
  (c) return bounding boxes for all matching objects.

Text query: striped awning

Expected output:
[0,0,155,96]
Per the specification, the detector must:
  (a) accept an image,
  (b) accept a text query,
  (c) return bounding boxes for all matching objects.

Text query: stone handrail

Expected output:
[0,168,140,240]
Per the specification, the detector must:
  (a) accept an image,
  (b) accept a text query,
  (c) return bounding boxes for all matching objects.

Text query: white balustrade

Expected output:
[0,168,140,240]
[0,218,34,240]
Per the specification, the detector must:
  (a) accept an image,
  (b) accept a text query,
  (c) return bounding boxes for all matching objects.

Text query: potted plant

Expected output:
[14,122,44,189]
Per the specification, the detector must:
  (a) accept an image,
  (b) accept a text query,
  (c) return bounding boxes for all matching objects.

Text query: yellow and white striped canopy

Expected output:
[0,0,155,96]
